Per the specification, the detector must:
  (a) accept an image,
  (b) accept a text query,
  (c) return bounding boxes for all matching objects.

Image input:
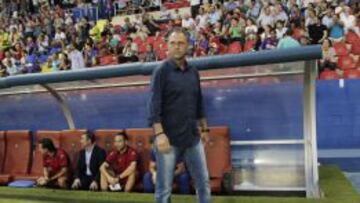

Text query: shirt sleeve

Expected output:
[58,151,69,168]
[195,69,206,119]
[128,149,138,163]
[148,64,165,126]
[150,149,156,162]
[42,155,49,168]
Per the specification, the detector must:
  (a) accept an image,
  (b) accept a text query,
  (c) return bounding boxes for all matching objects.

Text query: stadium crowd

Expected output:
[0,0,358,79]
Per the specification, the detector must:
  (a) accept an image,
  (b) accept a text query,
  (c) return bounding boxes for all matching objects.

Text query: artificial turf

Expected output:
[0,166,358,203]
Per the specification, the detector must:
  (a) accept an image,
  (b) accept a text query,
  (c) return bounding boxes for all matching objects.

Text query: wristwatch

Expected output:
[201,128,210,133]
[155,132,164,137]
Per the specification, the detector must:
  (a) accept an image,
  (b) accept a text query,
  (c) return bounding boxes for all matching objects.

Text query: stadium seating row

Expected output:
[0,127,231,193]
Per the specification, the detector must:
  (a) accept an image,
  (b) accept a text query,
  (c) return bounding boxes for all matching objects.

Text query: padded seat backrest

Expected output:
[3,131,31,175]
[125,128,153,175]
[60,130,86,172]
[205,127,231,179]
[95,129,124,153]
[0,131,6,173]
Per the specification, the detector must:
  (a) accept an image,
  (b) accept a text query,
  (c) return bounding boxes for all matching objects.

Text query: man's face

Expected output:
[80,134,91,148]
[167,32,188,60]
[39,143,48,155]
[265,7,270,15]
[114,135,127,151]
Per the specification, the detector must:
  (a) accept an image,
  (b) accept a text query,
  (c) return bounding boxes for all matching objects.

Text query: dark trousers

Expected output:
[79,175,95,190]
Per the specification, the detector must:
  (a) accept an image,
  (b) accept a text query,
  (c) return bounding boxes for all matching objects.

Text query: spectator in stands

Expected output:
[261,28,278,50]
[2,51,19,76]
[289,4,301,25]
[54,28,66,42]
[277,29,301,49]
[59,53,72,71]
[208,42,220,55]
[275,20,287,40]
[257,5,275,29]
[119,37,139,63]
[123,17,137,34]
[246,0,262,20]
[196,7,209,30]
[83,43,98,67]
[224,0,238,12]
[273,4,288,25]
[329,15,345,42]
[190,0,201,18]
[322,8,335,29]
[308,17,328,44]
[142,13,160,36]
[182,14,195,29]
[338,6,359,34]
[208,5,221,25]
[68,43,85,70]
[143,137,190,194]
[143,44,158,62]
[37,138,71,189]
[245,18,258,37]
[229,18,245,44]
[41,57,53,73]
[319,38,337,73]
[305,9,317,27]
[72,131,106,191]
[100,132,138,192]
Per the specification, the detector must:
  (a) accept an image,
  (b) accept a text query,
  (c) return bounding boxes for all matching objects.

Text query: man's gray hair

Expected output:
[166,27,190,42]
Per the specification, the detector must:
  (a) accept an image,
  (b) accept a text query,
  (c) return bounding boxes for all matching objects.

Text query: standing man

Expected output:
[71,131,107,191]
[148,27,211,203]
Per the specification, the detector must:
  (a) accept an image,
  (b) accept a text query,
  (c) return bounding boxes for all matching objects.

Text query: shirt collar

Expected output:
[85,144,95,153]
[168,58,189,72]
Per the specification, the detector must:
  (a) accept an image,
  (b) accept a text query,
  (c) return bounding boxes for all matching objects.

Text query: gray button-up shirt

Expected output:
[148,59,205,148]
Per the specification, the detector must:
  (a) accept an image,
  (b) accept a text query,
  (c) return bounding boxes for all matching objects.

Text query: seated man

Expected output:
[100,132,138,192]
[71,131,107,191]
[37,138,70,189]
[143,138,190,194]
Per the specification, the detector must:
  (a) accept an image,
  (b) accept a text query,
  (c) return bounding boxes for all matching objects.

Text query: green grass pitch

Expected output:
[0,166,358,203]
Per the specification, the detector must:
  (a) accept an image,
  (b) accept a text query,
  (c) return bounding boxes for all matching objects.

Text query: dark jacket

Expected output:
[75,145,106,183]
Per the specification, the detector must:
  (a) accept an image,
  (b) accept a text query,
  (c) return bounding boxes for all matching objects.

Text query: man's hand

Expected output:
[156,133,171,153]
[71,178,81,189]
[109,177,119,185]
[152,172,157,184]
[200,131,210,145]
[37,177,49,186]
[89,181,99,191]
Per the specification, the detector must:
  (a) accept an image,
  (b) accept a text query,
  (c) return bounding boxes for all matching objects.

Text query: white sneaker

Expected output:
[109,183,122,191]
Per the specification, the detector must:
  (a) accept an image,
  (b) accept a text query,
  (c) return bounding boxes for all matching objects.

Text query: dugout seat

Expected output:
[125,128,153,176]
[125,128,153,191]
[320,69,340,80]
[60,130,86,174]
[0,131,32,185]
[228,41,242,54]
[205,126,232,193]
[0,131,6,173]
